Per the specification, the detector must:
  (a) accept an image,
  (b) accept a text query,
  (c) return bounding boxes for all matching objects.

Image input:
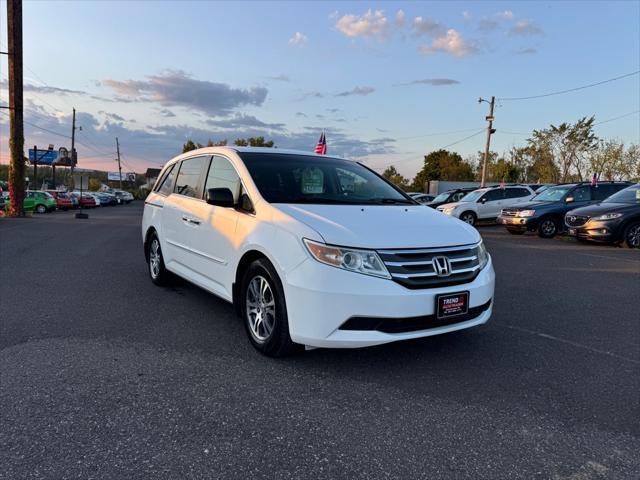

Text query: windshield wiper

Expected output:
[371,198,415,205]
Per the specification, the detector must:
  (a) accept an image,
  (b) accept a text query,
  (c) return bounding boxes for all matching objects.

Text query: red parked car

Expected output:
[47,191,74,210]
[70,192,97,208]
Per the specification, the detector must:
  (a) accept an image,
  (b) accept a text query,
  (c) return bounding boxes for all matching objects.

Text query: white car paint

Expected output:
[142,147,495,350]
[437,186,535,222]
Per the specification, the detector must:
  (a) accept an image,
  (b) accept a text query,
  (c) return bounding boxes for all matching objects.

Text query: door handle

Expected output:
[182,215,201,226]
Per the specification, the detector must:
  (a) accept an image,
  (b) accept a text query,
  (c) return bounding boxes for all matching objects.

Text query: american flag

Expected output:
[314,131,327,155]
[591,173,598,186]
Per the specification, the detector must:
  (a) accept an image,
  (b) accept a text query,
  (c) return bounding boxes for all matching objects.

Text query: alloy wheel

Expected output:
[541,219,556,236]
[36,204,46,214]
[246,275,276,342]
[149,239,161,279]
[461,213,475,225]
[627,225,640,248]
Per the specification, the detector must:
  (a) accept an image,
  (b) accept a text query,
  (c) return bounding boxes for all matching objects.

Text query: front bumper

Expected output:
[566,219,623,243]
[283,256,495,348]
[497,215,538,231]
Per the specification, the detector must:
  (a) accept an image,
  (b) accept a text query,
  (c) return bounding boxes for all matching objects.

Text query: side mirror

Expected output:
[206,187,235,208]
[479,197,487,204]
[565,196,574,203]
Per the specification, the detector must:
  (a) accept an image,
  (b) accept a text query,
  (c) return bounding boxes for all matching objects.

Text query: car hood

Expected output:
[273,204,480,249]
[567,202,639,216]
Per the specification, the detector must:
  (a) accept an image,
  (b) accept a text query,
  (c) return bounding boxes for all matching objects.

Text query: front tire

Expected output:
[147,233,171,286]
[622,222,640,249]
[459,211,477,226]
[537,217,559,238]
[240,258,297,357]
[36,204,47,214]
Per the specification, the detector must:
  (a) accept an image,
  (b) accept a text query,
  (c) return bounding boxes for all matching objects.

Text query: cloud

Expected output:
[462,11,472,21]
[400,78,460,86]
[102,70,268,116]
[335,86,375,97]
[288,32,308,47]
[296,91,324,101]
[0,80,87,97]
[269,74,290,82]
[496,10,514,20]
[326,108,340,113]
[98,111,125,122]
[395,10,405,27]
[510,19,543,36]
[295,112,307,117]
[159,108,176,118]
[514,47,538,55]
[335,9,390,39]
[417,29,478,57]
[205,114,285,131]
[412,16,446,37]
[477,18,499,32]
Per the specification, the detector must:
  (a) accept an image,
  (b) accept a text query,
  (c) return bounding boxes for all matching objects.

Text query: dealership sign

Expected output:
[28,149,58,165]
[108,172,136,182]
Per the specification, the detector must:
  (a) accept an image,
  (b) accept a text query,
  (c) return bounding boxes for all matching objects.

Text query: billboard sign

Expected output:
[28,149,58,165]
[108,172,136,182]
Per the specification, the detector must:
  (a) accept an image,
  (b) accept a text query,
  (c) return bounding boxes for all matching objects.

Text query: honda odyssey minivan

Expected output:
[142,148,495,356]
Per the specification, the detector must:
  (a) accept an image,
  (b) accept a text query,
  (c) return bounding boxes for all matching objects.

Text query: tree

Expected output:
[382,166,409,189]
[88,178,102,191]
[234,136,275,147]
[207,139,228,147]
[411,149,474,191]
[182,139,197,153]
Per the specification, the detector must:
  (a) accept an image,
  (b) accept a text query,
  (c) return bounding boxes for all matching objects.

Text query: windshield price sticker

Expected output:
[301,168,324,194]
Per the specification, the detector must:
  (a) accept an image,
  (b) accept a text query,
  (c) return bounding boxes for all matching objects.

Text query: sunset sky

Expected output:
[1,1,638,177]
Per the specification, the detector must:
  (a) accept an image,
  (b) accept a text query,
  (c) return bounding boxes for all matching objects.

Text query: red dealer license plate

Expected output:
[436,292,469,319]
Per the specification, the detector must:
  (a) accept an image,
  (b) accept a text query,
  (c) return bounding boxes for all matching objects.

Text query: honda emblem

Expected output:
[433,256,452,277]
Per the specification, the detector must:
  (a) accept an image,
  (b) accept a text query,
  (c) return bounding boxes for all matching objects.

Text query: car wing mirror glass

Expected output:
[206,187,235,208]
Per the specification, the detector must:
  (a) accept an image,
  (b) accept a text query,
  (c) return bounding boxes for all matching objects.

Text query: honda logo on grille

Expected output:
[433,256,452,277]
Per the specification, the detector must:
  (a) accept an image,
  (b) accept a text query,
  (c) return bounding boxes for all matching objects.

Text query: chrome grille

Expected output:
[377,243,481,289]
[500,208,519,217]
[565,215,589,227]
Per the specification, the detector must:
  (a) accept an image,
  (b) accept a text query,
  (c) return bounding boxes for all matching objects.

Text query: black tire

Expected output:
[459,211,477,226]
[537,217,559,238]
[147,233,171,286]
[622,221,640,249]
[35,204,47,214]
[240,258,298,357]
[507,229,525,235]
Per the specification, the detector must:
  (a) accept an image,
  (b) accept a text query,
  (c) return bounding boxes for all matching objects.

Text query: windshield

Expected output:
[239,153,414,205]
[532,186,574,202]
[603,184,640,204]
[459,190,486,202]
[432,192,452,203]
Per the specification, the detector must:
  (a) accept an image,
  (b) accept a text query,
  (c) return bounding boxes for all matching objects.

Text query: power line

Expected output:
[441,128,486,149]
[394,127,483,140]
[498,70,639,101]
[1,109,70,139]
[593,109,640,126]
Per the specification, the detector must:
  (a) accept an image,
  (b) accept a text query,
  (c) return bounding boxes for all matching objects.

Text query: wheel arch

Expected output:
[233,250,271,315]
[143,226,158,262]
[619,215,640,243]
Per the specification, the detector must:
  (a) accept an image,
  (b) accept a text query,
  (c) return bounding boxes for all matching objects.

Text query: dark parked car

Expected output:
[565,183,640,248]
[427,187,477,209]
[497,181,632,238]
[411,193,436,204]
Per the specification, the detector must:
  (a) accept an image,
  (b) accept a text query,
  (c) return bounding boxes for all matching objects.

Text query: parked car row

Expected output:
[1,189,135,213]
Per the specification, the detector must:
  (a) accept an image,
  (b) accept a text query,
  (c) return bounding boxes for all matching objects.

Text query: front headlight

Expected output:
[592,212,623,221]
[440,207,455,215]
[303,239,391,279]
[477,241,489,270]
[517,210,536,217]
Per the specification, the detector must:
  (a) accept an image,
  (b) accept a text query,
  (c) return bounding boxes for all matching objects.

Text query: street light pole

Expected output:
[479,96,496,188]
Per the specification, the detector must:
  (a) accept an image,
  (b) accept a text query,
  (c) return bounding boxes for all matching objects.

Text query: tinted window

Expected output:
[506,188,531,198]
[239,153,412,205]
[204,155,241,202]
[593,184,621,201]
[156,164,176,196]
[483,189,505,201]
[174,157,206,198]
[571,186,591,201]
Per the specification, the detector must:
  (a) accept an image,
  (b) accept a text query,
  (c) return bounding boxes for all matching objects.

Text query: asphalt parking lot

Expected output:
[1,204,639,480]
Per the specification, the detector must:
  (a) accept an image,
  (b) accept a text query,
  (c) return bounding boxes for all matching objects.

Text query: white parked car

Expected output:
[437,185,536,225]
[142,148,495,356]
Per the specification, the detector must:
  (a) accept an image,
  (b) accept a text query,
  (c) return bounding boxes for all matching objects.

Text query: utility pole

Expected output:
[7,0,24,216]
[115,137,122,190]
[478,96,496,188]
[69,107,76,188]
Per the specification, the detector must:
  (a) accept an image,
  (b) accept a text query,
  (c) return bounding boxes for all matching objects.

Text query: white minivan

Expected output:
[142,148,495,356]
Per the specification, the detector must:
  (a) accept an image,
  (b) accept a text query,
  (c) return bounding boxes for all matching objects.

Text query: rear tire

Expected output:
[507,229,525,235]
[622,221,640,249]
[459,211,477,226]
[537,217,559,238]
[36,204,46,214]
[240,258,298,357]
[147,233,171,286]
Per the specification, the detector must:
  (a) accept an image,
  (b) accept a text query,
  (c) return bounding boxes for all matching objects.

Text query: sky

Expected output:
[0,0,639,178]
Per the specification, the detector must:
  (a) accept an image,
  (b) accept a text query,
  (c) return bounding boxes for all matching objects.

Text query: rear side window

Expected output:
[156,164,176,196]
[174,157,207,198]
[593,184,621,201]
[571,186,591,201]
[506,188,531,198]
[204,156,241,202]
